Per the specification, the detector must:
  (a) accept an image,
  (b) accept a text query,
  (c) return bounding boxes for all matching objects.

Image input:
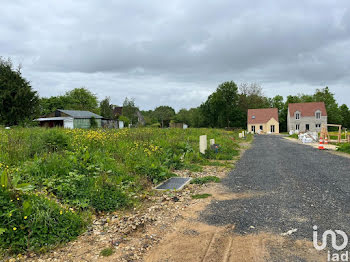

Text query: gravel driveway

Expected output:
[201,135,350,241]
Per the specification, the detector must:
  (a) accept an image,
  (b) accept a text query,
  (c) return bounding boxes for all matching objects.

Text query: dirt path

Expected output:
[144,168,324,262]
[144,136,350,262]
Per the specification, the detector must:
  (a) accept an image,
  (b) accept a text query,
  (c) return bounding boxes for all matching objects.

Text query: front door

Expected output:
[306,124,310,131]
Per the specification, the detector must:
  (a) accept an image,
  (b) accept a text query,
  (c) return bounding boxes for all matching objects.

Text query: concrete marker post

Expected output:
[200,135,207,154]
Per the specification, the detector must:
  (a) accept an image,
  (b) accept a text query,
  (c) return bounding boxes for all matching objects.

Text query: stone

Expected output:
[199,135,207,154]
[209,139,215,145]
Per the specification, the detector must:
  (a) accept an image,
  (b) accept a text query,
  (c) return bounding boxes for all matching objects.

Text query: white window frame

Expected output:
[316,123,321,128]
[251,125,255,133]
[295,112,300,120]
[315,111,321,119]
[296,124,300,130]
[270,125,275,133]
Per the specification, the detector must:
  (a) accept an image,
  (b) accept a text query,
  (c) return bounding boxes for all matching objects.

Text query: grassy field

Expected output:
[0,127,246,255]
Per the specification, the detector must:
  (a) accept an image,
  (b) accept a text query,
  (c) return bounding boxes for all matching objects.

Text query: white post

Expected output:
[199,135,207,154]
[209,139,215,146]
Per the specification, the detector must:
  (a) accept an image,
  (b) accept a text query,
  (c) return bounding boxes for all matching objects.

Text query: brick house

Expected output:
[247,108,279,134]
[287,102,327,133]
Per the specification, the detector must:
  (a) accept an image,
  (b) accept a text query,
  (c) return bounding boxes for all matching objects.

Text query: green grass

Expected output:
[337,143,350,154]
[190,176,221,185]
[100,247,114,257]
[288,134,298,139]
[191,193,212,199]
[0,127,240,255]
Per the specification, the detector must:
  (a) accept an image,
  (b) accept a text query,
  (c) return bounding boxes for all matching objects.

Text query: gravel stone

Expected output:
[201,135,350,240]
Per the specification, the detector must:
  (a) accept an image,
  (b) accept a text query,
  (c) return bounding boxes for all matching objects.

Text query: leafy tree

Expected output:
[39,95,70,116]
[0,58,39,125]
[237,83,270,128]
[141,110,158,125]
[201,81,241,128]
[153,106,175,128]
[313,87,342,124]
[122,97,139,125]
[64,88,98,112]
[270,95,285,131]
[118,115,130,127]
[174,108,205,127]
[189,108,206,127]
[340,104,350,128]
[100,97,114,119]
[175,109,191,124]
[39,88,98,115]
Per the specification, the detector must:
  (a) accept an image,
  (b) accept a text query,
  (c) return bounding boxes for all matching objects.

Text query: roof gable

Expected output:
[288,102,327,117]
[57,109,103,119]
[247,108,279,124]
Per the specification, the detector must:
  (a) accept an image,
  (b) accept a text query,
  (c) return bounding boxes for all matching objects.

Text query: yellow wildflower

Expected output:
[13,227,17,231]
[60,210,63,215]
[24,216,28,220]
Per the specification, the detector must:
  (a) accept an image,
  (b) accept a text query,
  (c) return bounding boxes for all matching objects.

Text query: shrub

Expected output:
[90,117,98,128]
[289,134,298,139]
[0,190,85,254]
[90,181,130,212]
[42,130,69,152]
[337,143,350,154]
[118,116,130,127]
[134,163,174,184]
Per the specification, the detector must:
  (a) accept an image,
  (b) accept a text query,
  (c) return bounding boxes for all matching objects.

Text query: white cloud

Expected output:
[1,0,349,109]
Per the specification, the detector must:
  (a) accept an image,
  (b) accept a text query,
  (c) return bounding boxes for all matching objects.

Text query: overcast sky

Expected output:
[1,0,350,111]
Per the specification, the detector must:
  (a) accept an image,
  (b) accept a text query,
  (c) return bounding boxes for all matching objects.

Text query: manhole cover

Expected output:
[155,177,192,190]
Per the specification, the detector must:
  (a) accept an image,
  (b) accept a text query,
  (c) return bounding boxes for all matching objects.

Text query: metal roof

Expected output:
[58,109,103,119]
[35,117,73,121]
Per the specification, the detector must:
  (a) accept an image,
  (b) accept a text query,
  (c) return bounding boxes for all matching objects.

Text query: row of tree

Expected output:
[1,57,350,130]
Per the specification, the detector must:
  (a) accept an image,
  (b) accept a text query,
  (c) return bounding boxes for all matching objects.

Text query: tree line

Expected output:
[1,57,350,130]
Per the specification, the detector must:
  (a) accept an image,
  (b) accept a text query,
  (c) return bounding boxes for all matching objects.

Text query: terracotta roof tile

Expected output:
[247,108,279,124]
[288,102,327,117]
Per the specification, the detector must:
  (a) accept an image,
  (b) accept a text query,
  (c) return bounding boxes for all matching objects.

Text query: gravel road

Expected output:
[201,135,350,241]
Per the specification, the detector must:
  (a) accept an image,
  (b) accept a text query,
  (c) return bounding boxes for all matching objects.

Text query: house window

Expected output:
[296,113,300,120]
[252,115,255,119]
[251,125,255,133]
[316,112,321,119]
[316,124,321,128]
[296,124,300,130]
[270,125,275,133]
[260,125,263,131]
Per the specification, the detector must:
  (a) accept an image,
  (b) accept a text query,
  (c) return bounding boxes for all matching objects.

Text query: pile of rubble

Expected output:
[290,130,318,143]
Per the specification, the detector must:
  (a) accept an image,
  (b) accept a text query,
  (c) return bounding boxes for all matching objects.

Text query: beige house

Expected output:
[247,108,279,134]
